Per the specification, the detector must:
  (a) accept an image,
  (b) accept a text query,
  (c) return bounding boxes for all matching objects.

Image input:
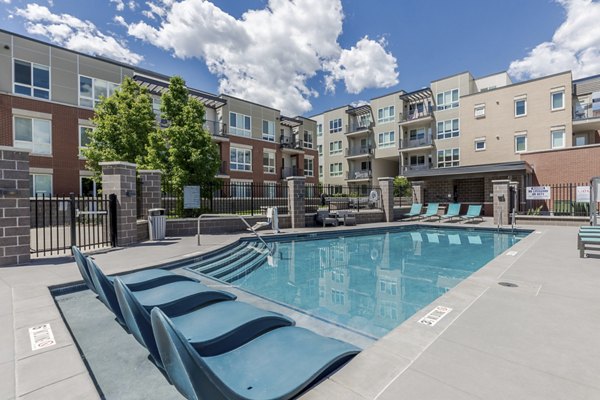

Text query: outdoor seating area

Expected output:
[71,246,360,399]
[401,203,484,223]
[314,209,358,227]
[577,226,600,258]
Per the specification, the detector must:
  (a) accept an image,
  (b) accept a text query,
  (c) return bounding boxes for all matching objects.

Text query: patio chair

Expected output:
[402,203,423,220]
[336,210,356,226]
[439,203,461,222]
[114,279,292,367]
[315,210,338,227]
[421,203,440,221]
[88,258,233,326]
[577,231,600,258]
[150,307,360,400]
[73,246,194,294]
[460,205,483,223]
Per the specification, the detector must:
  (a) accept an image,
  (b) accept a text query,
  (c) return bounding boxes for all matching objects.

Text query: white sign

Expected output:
[576,186,591,203]
[526,186,551,200]
[29,323,56,351]
[418,306,452,327]
[183,186,200,209]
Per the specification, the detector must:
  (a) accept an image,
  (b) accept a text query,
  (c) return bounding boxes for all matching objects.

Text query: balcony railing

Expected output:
[399,106,433,122]
[346,170,372,180]
[280,135,303,150]
[401,164,432,173]
[573,107,600,121]
[345,147,373,157]
[399,133,433,149]
[204,120,227,138]
[281,166,303,178]
[346,122,371,134]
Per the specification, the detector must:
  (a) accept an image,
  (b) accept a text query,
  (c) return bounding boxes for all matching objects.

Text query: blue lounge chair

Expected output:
[88,258,233,326]
[460,205,483,223]
[421,203,440,221]
[114,278,292,366]
[151,307,360,400]
[578,231,600,258]
[402,203,423,220]
[440,203,461,222]
[73,245,192,293]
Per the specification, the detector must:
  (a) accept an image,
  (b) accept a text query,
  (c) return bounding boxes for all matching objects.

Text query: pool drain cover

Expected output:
[498,282,519,288]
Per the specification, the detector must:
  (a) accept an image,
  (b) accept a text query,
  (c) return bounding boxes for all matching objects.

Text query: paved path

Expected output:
[0,221,599,399]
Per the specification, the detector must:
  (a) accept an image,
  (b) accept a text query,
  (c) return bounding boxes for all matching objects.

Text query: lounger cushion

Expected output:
[106,269,194,291]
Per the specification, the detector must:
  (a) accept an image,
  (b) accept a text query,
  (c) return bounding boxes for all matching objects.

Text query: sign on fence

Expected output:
[183,186,201,209]
[576,186,591,203]
[526,186,551,200]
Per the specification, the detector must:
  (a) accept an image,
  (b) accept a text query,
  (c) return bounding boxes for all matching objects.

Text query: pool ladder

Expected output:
[197,214,274,254]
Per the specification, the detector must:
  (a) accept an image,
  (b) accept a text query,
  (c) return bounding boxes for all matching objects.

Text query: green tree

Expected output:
[393,176,412,197]
[145,76,220,188]
[82,76,156,179]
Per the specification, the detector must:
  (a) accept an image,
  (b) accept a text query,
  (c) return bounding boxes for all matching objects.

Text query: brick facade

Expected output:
[521,145,600,184]
[138,170,162,219]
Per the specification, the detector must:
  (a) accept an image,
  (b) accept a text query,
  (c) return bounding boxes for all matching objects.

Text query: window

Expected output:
[317,123,323,137]
[317,144,323,156]
[14,117,51,155]
[551,129,565,149]
[474,138,486,151]
[437,148,460,168]
[329,118,342,133]
[231,181,252,198]
[331,289,345,305]
[574,134,588,147]
[436,89,459,110]
[79,126,92,157]
[329,140,342,155]
[409,155,425,167]
[304,158,314,177]
[409,128,425,141]
[14,59,50,99]
[378,131,395,148]
[360,160,371,171]
[230,147,252,171]
[81,176,100,197]
[261,120,275,141]
[152,97,161,118]
[551,91,565,111]
[263,151,275,174]
[514,134,527,153]
[436,119,460,139]
[264,182,276,198]
[377,106,395,123]
[79,76,118,108]
[230,112,251,137]
[319,165,323,178]
[30,174,52,196]
[303,130,313,148]
[329,163,342,177]
[474,104,486,118]
[514,98,527,117]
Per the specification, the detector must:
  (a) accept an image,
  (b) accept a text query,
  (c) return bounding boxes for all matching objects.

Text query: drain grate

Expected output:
[498,282,519,288]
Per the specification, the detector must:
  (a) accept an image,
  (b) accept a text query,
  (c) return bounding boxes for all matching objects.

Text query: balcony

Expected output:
[401,164,431,173]
[399,133,434,150]
[204,120,228,141]
[346,170,372,181]
[281,166,303,178]
[398,107,433,126]
[573,106,600,133]
[345,147,373,158]
[280,135,304,153]
[345,122,372,136]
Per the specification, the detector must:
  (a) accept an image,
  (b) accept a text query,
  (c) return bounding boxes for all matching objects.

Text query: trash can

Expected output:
[148,208,166,240]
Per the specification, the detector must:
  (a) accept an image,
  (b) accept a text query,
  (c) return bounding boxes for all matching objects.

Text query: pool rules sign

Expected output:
[526,186,551,200]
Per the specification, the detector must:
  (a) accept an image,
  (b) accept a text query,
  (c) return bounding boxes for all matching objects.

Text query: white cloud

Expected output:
[123,0,399,115]
[509,0,600,80]
[324,36,398,94]
[14,3,143,65]
[110,0,125,11]
[1,0,11,4]
[128,1,137,10]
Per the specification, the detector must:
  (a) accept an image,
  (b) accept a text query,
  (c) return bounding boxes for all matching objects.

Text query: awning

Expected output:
[280,115,303,128]
[346,104,372,116]
[133,74,226,108]
[399,88,433,103]
[404,161,532,179]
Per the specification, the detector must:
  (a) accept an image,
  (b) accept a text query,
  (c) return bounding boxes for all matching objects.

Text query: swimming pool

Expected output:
[186,226,530,338]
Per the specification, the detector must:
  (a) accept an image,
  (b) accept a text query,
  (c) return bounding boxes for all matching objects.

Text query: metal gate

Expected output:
[30,193,117,257]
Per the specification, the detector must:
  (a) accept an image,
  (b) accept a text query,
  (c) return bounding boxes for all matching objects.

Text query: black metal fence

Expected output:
[30,193,116,256]
[314,185,383,213]
[525,183,591,216]
[161,180,289,218]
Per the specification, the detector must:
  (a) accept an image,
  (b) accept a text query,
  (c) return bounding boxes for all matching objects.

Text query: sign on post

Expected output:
[183,185,201,209]
[576,186,591,203]
[526,186,551,200]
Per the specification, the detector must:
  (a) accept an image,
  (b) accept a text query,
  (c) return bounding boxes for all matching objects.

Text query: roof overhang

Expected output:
[399,88,433,103]
[404,161,532,180]
[133,74,226,108]
[346,104,372,117]
[280,115,303,128]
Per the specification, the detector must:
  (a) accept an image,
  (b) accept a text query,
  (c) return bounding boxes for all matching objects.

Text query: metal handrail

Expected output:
[197,214,273,253]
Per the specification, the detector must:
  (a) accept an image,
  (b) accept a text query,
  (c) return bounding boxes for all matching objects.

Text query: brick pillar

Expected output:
[0,146,30,266]
[492,179,510,225]
[138,170,162,219]
[287,176,306,229]
[100,161,137,246]
[411,180,424,204]
[378,177,394,223]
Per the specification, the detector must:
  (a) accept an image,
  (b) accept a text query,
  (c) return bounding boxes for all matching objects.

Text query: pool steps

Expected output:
[188,242,269,281]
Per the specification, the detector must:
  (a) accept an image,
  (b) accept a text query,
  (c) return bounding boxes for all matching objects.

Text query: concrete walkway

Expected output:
[1,221,599,399]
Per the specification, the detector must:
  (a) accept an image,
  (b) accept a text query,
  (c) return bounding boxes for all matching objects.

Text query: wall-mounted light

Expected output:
[0,188,18,196]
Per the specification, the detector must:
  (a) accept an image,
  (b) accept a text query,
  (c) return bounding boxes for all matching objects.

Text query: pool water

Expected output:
[189,227,529,339]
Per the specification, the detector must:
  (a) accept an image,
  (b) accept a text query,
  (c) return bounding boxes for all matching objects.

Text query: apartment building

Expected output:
[315,69,600,212]
[0,29,318,196]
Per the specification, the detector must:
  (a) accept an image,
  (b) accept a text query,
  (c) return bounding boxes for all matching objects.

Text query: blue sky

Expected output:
[1,0,599,116]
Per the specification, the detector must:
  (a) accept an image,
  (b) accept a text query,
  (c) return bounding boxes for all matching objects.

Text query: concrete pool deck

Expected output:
[1,220,599,399]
